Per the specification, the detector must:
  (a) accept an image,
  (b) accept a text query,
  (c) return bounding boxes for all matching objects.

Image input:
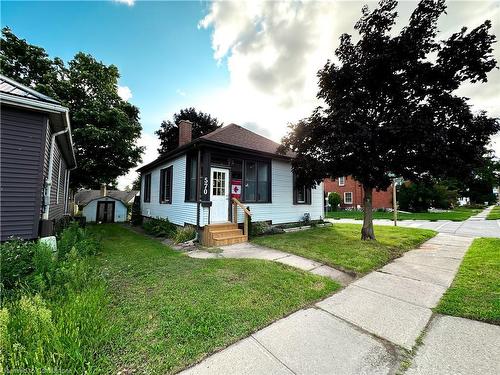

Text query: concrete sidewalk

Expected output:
[326,205,500,238]
[181,232,499,375]
[188,242,355,286]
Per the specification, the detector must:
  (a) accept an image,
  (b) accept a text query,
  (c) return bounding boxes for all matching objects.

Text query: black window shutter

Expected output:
[167,166,173,203]
[159,169,165,203]
[306,187,312,204]
[292,173,297,204]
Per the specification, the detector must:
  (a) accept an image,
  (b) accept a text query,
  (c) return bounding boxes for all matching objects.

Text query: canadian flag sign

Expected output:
[231,179,242,199]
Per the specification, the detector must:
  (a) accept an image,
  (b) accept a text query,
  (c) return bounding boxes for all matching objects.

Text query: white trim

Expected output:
[344,191,353,204]
[338,176,345,186]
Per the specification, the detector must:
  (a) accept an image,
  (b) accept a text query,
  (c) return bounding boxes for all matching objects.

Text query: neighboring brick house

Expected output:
[324,176,393,209]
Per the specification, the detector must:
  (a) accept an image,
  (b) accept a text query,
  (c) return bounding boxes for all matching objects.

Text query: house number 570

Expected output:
[203,177,209,195]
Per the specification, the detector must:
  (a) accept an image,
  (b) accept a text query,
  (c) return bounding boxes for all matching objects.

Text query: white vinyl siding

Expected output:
[217,159,324,225]
[141,154,197,226]
[143,156,323,227]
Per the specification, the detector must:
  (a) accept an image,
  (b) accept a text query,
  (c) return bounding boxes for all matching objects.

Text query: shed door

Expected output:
[97,201,115,223]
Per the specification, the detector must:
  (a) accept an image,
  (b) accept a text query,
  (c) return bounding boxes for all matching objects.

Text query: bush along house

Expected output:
[0,74,76,241]
[137,121,324,246]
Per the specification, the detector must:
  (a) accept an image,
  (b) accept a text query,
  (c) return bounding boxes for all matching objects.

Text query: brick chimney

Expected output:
[100,183,107,197]
[178,120,192,147]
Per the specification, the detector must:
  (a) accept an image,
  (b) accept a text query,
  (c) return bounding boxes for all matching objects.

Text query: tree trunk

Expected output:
[361,185,376,240]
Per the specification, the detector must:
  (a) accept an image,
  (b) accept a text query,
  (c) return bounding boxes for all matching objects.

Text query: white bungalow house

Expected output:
[137,121,324,246]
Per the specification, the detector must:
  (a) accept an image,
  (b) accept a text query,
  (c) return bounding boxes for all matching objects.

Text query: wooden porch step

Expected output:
[212,235,247,246]
[206,223,238,231]
[211,229,244,239]
[203,222,247,246]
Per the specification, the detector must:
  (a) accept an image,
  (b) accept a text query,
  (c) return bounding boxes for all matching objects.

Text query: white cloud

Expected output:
[176,89,187,97]
[114,0,135,6]
[117,85,133,101]
[199,0,500,154]
[117,132,160,190]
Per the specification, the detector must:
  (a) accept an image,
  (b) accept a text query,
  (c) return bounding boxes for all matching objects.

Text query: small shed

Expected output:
[75,187,137,223]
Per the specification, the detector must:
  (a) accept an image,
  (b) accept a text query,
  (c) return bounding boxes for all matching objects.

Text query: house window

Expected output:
[160,166,173,204]
[143,173,151,203]
[338,176,345,186]
[344,192,353,204]
[293,174,311,205]
[243,161,270,203]
[185,155,197,202]
[212,171,226,196]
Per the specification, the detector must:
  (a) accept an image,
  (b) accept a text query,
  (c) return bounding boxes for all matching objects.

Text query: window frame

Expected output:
[143,173,151,203]
[241,160,271,203]
[293,173,312,205]
[159,166,173,204]
[344,191,353,204]
[338,176,345,186]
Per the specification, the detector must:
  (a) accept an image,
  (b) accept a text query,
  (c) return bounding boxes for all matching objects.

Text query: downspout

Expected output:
[42,127,70,220]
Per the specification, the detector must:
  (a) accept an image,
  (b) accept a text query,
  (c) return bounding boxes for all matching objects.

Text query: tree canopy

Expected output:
[155,107,222,154]
[281,0,499,239]
[0,27,144,189]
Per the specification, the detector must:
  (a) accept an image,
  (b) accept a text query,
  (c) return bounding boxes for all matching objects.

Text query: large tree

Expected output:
[0,27,144,189]
[281,0,499,240]
[156,107,222,154]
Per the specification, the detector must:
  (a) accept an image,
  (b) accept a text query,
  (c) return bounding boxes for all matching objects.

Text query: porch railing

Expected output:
[232,198,252,237]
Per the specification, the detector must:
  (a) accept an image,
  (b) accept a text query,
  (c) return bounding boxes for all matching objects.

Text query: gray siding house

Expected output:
[0,75,76,241]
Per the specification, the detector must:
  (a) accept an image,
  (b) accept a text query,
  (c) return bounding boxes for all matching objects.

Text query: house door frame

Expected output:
[96,201,115,223]
[209,167,230,223]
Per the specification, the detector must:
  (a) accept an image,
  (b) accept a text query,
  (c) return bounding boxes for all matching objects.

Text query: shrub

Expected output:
[328,192,341,211]
[0,238,37,290]
[251,221,271,236]
[142,217,176,237]
[173,226,197,244]
[58,222,87,259]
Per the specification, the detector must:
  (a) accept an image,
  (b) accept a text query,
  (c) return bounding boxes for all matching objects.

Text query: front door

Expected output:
[97,201,115,223]
[210,167,229,223]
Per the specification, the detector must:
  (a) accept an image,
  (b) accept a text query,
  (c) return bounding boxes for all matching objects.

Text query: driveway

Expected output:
[327,206,500,238]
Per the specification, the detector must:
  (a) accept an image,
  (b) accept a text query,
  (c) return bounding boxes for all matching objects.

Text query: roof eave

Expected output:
[1,93,77,169]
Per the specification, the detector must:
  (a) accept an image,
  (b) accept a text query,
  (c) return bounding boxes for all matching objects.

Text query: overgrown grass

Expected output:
[435,238,500,324]
[486,206,500,220]
[326,207,482,221]
[252,224,436,274]
[1,224,110,373]
[90,224,338,374]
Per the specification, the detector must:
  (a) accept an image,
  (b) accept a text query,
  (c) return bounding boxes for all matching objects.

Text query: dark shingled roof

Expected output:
[75,190,138,206]
[137,123,294,172]
[200,123,294,157]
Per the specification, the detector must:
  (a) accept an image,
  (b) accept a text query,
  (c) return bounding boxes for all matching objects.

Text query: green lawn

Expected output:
[326,207,482,221]
[435,238,500,324]
[486,205,500,220]
[90,224,338,374]
[252,224,436,274]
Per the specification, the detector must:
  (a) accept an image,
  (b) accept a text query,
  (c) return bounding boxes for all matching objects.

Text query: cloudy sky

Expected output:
[2,0,499,189]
